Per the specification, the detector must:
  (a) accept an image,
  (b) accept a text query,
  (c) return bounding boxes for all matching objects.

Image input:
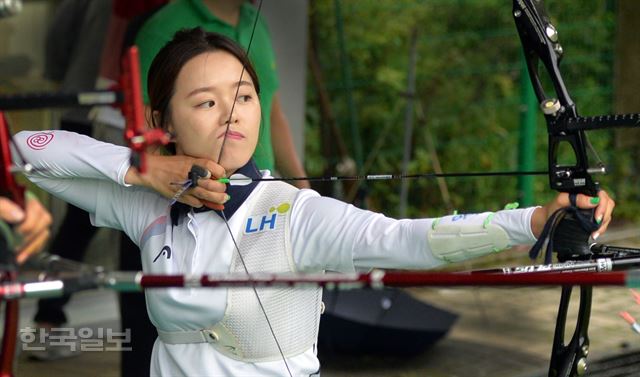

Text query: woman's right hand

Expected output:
[531,190,615,240]
[125,154,228,208]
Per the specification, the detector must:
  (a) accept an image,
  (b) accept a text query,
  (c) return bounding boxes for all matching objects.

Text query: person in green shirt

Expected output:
[135,0,309,188]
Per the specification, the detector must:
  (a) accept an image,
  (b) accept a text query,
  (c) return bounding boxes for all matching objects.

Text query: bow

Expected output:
[0,45,167,376]
[513,1,639,375]
[0,112,24,377]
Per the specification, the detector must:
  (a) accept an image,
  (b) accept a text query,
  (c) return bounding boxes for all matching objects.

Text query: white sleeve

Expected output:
[290,189,538,273]
[13,130,132,213]
[91,181,168,244]
[13,130,162,243]
[14,130,131,185]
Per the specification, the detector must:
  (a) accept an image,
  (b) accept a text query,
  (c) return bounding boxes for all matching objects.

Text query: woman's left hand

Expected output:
[531,190,615,240]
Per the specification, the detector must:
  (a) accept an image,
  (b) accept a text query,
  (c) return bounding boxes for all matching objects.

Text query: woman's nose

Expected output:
[220,113,238,125]
[218,100,238,125]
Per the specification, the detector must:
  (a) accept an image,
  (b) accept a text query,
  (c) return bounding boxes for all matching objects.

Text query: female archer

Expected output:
[16,28,614,376]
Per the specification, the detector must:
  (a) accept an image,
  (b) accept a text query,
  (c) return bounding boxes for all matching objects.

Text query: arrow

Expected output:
[220,170,548,186]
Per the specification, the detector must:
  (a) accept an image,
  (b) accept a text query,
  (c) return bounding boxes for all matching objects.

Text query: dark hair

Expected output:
[147,27,261,131]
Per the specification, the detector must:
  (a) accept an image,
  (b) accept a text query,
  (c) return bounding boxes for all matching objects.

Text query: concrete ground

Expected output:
[7,226,640,377]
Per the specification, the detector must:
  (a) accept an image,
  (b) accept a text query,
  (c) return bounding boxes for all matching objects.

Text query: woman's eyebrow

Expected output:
[186,80,253,98]
[234,80,254,89]
[186,86,215,98]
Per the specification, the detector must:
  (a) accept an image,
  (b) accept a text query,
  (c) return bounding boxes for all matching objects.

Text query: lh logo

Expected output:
[245,213,277,233]
[244,202,290,234]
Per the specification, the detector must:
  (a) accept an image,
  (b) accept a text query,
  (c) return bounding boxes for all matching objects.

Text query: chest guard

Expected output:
[215,182,323,362]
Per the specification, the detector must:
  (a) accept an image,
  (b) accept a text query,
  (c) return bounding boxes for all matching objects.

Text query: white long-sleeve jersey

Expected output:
[15,130,537,376]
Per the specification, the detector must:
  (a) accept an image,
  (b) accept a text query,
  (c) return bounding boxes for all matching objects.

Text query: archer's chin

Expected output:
[219,155,251,173]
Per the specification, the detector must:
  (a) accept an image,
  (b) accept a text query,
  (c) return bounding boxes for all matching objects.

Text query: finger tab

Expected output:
[189,165,212,185]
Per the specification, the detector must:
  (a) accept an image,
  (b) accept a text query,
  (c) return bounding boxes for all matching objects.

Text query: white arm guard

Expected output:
[427,213,510,263]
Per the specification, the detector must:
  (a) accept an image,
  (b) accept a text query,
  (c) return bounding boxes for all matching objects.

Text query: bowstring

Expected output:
[215,1,293,376]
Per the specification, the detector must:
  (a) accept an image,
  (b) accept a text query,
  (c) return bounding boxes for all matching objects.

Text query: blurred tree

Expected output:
[306,0,622,218]
[613,0,640,219]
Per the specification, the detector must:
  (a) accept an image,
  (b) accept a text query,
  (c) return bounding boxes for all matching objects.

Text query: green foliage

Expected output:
[306,0,622,217]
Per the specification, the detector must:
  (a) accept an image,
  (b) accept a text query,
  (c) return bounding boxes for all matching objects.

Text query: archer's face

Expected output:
[167,51,261,174]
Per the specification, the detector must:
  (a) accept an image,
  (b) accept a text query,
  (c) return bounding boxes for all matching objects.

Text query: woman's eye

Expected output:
[197,100,215,108]
[237,95,251,103]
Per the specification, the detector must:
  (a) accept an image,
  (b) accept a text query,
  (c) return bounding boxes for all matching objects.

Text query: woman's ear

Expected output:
[144,106,155,128]
[150,110,169,132]
[166,121,175,138]
[165,121,177,144]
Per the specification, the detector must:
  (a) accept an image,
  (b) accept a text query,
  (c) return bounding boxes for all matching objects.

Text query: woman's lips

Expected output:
[218,130,245,140]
